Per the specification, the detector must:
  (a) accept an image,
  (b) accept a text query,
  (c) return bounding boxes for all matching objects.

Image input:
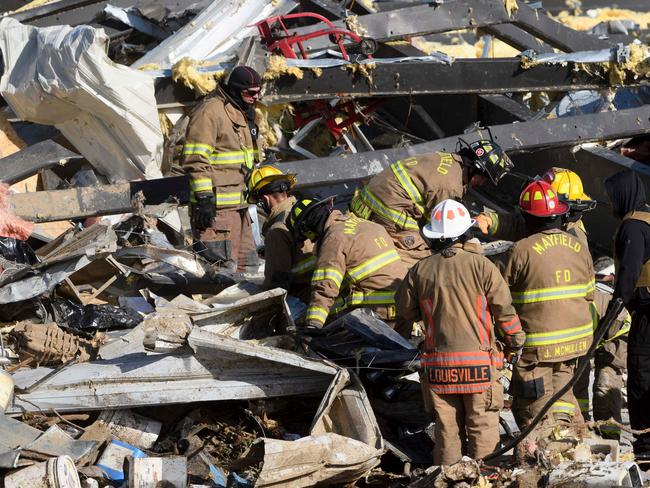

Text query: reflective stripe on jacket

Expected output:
[262,196,315,303]
[351,153,464,232]
[305,211,408,327]
[182,88,261,209]
[499,228,595,362]
[396,240,526,394]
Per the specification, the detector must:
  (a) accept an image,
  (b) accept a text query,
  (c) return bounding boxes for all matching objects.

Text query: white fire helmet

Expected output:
[422,199,475,240]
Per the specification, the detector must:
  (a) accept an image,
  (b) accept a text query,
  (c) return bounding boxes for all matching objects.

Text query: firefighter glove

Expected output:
[474,213,493,234]
[193,191,216,231]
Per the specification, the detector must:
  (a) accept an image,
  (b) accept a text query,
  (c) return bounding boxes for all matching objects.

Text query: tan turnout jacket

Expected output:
[396,240,525,394]
[305,211,408,327]
[263,196,316,302]
[499,228,595,362]
[352,153,465,233]
[182,87,261,209]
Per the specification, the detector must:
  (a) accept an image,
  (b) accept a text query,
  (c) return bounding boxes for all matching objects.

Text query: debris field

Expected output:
[0,0,649,487]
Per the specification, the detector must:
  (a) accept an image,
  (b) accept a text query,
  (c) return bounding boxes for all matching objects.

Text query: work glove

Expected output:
[193,191,216,231]
[474,213,493,234]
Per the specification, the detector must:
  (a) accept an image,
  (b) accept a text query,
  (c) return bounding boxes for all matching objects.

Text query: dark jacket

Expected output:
[605,170,650,311]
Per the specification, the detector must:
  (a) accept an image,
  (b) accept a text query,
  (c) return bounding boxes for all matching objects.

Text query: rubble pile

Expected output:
[0,0,649,486]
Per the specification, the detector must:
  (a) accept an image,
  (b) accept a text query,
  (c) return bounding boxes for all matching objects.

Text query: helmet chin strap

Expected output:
[258,197,271,215]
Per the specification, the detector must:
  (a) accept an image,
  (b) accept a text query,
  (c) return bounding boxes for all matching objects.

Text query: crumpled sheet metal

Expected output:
[0,18,163,183]
[520,44,645,65]
[0,416,96,468]
[0,254,92,304]
[236,370,383,487]
[132,0,296,70]
[9,329,338,413]
[285,53,453,68]
[248,433,382,488]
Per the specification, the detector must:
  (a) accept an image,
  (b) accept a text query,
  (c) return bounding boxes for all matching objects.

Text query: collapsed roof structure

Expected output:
[0,0,650,486]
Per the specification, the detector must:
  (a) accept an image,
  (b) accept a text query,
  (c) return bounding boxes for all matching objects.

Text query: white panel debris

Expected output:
[0,18,163,183]
[132,0,296,69]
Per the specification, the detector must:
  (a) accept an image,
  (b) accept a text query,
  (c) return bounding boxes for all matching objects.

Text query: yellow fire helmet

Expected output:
[246,165,297,204]
[542,167,596,212]
[542,167,589,201]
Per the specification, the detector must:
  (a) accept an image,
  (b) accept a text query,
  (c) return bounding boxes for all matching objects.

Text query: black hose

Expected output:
[482,298,625,462]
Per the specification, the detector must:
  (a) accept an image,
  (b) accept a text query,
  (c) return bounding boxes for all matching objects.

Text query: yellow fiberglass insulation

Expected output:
[172,58,224,96]
[411,36,519,59]
[263,56,304,80]
[504,0,519,17]
[556,8,650,31]
[609,44,650,85]
[255,104,295,150]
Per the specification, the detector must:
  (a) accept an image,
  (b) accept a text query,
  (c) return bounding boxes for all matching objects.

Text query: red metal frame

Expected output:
[293,99,385,139]
[255,12,367,61]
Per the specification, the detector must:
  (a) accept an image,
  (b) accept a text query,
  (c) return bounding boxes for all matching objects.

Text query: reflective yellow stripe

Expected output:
[243,148,257,169]
[215,191,243,207]
[190,177,213,193]
[598,426,621,436]
[331,297,347,315]
[576,398,589,413]
[605,313,631,343]
[348,290,396,306]
[551,401,576,415]
[209,149,259,167]
[183,142,214,159]
[306,306,329,324]
[312,268,344,289]
[390,161,425,214]
[512,280,595,304]
[348,250,400,283]
[358,188,420,231]
[291,256,317,277]
[524,321,593,347]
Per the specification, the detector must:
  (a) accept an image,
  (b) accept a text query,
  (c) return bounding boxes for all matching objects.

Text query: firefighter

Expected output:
[604,170,650,461]
[500,180,595,429]
[182,66,263,272]
[246,166,315,302]
[572,257,630,438]
[349,139,514,267]
[475,167,596,244]
[286,199,408,328]
[395,199,526,465]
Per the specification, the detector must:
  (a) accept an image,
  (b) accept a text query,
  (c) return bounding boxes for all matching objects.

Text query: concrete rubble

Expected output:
[0,0,649,486]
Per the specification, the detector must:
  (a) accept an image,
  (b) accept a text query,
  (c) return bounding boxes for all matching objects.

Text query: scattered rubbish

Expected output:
[125,456,187,488]
[0,0,648,486]
[547,461,644,487]
[10,322,100,367]
[96,440,146,483]
[5,455,81,488]
[96,410,163,450]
